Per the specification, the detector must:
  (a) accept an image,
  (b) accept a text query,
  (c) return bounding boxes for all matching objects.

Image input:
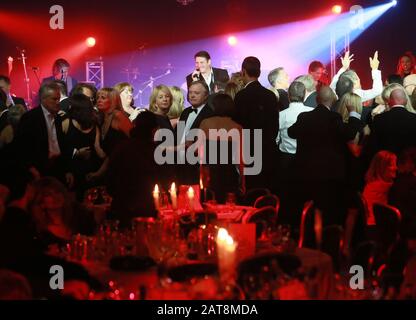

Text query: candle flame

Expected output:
[217,228,229,241]
[187,186,194,196]
[154,184,159,193]
[200,178,203,190]
[170,182,176,192]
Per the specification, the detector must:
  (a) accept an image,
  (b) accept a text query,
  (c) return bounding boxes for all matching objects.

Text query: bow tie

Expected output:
[191,108,198,114]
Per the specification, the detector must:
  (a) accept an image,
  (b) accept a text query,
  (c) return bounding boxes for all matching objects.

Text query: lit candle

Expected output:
[200,178,207,203]
[169,182,177,210]
[216,228,237,284]
[187,186,195,211]
[153,184,160,210]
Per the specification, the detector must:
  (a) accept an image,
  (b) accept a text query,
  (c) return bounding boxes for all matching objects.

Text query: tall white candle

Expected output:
[169,182,177,210]
[216,228,237,284]
[187,186,195,211]
[153,184,160,210]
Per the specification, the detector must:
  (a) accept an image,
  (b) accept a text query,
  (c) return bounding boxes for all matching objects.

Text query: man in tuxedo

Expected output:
[363,88,416,163]
[0,75,27,109]
[267,67,290,111]
[234,56,279,193]
[41,58,78,94]
[12,82,73,186]
[186,51,229,94]
[177,80,214,184]
[288,86,364,226]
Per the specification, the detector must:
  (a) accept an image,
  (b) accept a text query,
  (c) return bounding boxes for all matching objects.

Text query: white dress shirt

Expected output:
[41,105,61,158]
[202,70,213,90]
[276,102,314,154]
[330,68,383,103]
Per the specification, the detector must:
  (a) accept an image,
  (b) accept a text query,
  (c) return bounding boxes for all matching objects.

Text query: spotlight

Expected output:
[86,37,96,48]
[332,5,342,14]
[227,35,238,46]
[391,0,397,6]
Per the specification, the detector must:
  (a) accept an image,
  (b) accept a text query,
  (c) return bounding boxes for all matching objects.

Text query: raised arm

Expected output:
[330,51,354,92]
[356,51,383,102]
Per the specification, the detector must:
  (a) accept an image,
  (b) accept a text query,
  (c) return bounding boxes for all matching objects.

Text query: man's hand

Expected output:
[369,51,380,70]
[191,69,200,81]
[341,51,354,70]
[76,147,92,160]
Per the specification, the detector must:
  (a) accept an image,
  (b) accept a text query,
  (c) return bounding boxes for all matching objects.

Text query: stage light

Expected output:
[227,35,238,46]
[332,5,342,14]
[391,0,397,6]
[86,37,96,48]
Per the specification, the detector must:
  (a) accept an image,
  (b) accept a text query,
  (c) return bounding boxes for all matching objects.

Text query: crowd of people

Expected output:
[0,49,416,299]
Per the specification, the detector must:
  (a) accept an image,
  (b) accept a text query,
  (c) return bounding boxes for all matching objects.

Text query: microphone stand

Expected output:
[17,48,32,108]
[32,67,41,86]
[134,70,171,107]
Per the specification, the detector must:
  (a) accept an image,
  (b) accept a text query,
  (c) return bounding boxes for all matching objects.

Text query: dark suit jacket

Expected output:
[13,106,69,177]
[234,81,279,147]
[277,89,290,111]
[364,107,416,160]
[177,104,215,184]
[233,81,279,190]
[304,91,318,108]
[288,105,364,181]
[186,67,229,93]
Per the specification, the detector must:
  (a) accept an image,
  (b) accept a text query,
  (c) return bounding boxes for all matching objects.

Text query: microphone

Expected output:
[192,69,200,80]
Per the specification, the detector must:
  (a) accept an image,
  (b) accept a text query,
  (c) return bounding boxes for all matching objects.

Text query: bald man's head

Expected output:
[317,86,336,108]
[388,88,408,108]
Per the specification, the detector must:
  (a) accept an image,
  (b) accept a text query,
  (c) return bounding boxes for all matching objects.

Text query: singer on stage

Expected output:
[42,58,78,93]
[186,50,229,94]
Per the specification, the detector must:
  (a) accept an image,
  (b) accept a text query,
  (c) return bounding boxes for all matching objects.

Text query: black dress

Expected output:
[65,120,101,200]
[154,114,176,189]
[102,125,128,157]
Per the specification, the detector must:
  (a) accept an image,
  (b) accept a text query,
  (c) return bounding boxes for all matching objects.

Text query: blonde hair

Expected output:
[338,92,362,123]
[230,72,245,88]
[365,150,397,183]
[97,87,123,112]
[225,82,243,100]
[167,86,184,119]
[148,85,173,113]
[381,83,415,113]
